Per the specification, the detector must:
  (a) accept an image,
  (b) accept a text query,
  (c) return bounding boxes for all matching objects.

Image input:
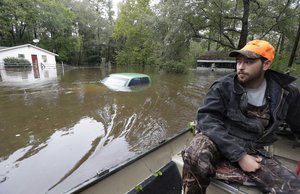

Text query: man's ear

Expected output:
[263,60,272,70]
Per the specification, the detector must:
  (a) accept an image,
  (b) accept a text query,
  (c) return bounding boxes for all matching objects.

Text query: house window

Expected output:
[42,55,47,62]
[18,54,25,58]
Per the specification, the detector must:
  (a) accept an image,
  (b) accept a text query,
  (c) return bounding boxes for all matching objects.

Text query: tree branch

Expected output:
[193,33,236,49]
[224,16,243,20]
[260,0,292,38]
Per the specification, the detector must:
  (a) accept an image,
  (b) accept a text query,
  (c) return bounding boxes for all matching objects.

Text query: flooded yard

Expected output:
[0,65,235,193]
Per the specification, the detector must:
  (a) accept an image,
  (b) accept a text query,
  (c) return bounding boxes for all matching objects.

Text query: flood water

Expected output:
[0,65,238,193]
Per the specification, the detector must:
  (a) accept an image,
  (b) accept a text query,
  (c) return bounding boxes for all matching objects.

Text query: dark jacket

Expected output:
[196,69,300,162]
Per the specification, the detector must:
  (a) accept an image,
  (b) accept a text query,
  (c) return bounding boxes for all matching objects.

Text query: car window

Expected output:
[128,78,141,86]
[140,77,150,84]
[128,77,150,87]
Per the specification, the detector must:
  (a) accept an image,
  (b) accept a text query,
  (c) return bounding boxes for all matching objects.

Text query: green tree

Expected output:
[64,0,115,65]
[1,0,299,70]
[113,0,158,66]
[38,0,79,63]
[0,0,80,64]
[154,0,300,72]
[0,0,40,45]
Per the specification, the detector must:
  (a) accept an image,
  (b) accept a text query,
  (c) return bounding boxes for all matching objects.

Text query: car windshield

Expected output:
[101,76,129,87]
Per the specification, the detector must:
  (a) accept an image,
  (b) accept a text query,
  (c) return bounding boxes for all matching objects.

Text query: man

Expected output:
[182,40,300,194]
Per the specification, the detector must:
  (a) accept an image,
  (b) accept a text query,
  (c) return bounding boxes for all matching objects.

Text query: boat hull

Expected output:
[66,128,300,194]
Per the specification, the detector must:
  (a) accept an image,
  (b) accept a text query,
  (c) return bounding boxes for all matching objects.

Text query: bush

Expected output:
[160,60,188,73]
[4,57,31,68]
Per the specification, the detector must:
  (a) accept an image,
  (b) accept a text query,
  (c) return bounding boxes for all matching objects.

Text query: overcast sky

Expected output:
[111,0,159,15]
[112,0,122,15]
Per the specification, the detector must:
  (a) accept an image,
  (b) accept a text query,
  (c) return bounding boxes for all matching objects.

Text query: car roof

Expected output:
[109,73,150,79]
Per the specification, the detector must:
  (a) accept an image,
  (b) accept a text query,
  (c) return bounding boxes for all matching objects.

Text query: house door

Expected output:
[31,55,40,78]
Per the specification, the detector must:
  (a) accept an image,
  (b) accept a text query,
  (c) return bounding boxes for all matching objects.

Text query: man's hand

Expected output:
[238,154,262,172]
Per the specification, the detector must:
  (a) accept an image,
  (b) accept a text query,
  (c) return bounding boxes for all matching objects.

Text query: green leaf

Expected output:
[153,170,163,177]
[134,184,143,191]
[188,121,196,135]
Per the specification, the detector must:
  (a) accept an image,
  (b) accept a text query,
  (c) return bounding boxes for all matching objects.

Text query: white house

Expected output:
[0,44,58,68]
[196,59,236,73]
[0,44,59,83]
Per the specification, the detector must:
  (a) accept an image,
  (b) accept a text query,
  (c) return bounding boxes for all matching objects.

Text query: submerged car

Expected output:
[100,73,151,91]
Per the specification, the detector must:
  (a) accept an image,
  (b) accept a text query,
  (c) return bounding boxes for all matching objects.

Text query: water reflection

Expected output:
[0,65,58,85]
[0,67,224,194]
[0,117,107,194]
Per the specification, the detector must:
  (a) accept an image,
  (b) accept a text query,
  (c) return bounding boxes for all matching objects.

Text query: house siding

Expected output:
[0,44,57,68]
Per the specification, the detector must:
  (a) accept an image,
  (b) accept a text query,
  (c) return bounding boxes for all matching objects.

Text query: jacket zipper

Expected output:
[257,88,285,142]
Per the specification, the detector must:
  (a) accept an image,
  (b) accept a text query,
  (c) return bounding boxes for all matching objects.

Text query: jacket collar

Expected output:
[265,69,297,87]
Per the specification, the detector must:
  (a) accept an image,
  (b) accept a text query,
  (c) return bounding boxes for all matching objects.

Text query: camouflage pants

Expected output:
[182,133,300,194]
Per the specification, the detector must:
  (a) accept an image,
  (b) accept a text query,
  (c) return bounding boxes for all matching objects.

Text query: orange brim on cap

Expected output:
[229,40,275,61]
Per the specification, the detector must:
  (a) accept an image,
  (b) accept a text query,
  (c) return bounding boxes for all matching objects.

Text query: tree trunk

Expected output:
[287,22,300,69]
[280,34,284,53]
[277,34,285,61]
[238,0,250,49]
[208,27,212,51]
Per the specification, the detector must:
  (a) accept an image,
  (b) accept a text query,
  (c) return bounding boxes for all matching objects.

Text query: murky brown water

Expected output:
[0,66,226,194]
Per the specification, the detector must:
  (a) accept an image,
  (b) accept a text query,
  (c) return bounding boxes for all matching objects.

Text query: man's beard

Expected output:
[237,68,264,87]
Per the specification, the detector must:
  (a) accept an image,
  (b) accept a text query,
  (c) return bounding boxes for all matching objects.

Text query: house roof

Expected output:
[197,50,233,60]
[197,59,236,63]
[0,44,58,56]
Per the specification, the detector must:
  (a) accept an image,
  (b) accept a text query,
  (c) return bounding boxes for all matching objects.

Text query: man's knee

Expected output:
[182,133,219,177]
